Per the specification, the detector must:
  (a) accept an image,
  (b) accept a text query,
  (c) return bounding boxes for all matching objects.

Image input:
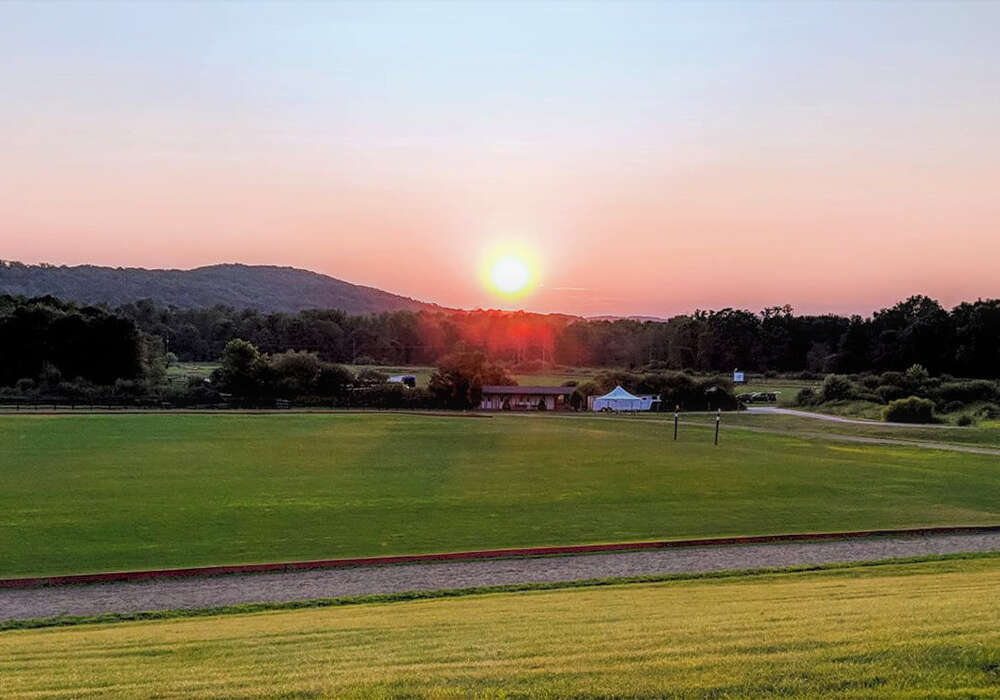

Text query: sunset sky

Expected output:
[2,1,998,317]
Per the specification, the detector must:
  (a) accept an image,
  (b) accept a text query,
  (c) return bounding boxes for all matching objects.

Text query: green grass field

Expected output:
[2,556,999,698]
[165,362,219,382]
[3,413,1000,577]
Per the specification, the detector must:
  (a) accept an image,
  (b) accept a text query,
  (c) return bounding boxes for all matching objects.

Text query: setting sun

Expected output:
[480,243,541,300]
[491,256,530,294]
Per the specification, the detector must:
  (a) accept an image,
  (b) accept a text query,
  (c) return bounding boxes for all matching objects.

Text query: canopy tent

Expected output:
[592,385,647,412]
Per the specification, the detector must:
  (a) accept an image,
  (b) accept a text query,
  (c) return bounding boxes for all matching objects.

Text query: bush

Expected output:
[943,400,964,414]
[859,374,881,390]
[795,387,816,406]
[935,380,999,404]
[883,396,937,424]
[979,403,1000,420]
[956,414,975,426]
[820,374,854,402]
[875,384,906,403]
[315,365,353,396]
[878,371,905,388]
[352,355,378,365]
[904,363,930,388]
[354,368,389,386]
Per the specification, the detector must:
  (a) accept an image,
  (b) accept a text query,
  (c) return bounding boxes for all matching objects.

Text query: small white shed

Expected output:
[591,385,659,412]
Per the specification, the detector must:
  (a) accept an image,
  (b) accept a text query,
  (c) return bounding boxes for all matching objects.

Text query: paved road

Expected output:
[3,532,999,623]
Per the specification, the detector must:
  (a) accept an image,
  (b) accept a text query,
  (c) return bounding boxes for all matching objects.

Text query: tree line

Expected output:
[2,293,998,404]
[114,294,1000,378]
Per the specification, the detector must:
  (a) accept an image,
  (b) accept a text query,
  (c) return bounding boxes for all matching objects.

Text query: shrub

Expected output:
[820,374,854,402]
[957,414,975,426]
[875,384,906,403]
[859,374,881,390]
[904,363,930,386]
[795,387,817,406]
[935,380,999,404]
[354,368,389,386]
[351,355,378,365]
[884,396,937,424]
[878,371,905,388]
[644,360,673,371]
[315,365,353,396]
[979,403,1000,420]
[943,400,964,414]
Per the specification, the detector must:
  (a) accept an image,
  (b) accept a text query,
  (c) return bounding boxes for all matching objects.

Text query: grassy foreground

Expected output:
[2,557,1000,698]
[3,413,1000,577]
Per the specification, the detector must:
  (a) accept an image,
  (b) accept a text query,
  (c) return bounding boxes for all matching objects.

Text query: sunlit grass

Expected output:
[2,557,999,698]
[3,413,1000,577]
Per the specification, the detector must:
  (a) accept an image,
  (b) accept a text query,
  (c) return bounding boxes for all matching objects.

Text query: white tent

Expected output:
[592,385,657,412]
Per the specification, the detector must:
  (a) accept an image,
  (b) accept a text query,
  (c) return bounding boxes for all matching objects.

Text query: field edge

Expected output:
[4,551,998,633]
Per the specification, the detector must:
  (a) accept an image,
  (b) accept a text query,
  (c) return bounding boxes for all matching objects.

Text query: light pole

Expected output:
[714,408,721,445]
[673,404,679,440]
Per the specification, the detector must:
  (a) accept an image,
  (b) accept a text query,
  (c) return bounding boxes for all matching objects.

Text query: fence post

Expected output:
[714,408,721,445]
[673,404,679,441]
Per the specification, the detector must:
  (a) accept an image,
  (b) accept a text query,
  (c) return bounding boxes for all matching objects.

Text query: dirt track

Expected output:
[745,406,959,427]
[710,421,1000,456]
[3,531,998,623]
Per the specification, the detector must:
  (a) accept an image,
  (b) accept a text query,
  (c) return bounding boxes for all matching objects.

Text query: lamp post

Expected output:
[673,404,679,440]
[714,408,721,445]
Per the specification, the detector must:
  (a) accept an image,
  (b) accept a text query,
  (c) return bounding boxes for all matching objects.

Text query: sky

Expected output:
[1,0,998,317]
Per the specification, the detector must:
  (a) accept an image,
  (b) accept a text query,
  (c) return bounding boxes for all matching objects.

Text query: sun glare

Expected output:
[480,242,540,300]
[491,256,530,294]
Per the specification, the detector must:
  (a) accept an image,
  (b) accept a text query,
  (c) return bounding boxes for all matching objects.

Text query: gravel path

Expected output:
[3,532,999,622]
[710,421,1000,456]
[745,406,958,427]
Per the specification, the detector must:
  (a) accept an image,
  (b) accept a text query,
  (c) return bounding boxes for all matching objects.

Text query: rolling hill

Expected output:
[0,262,442,314]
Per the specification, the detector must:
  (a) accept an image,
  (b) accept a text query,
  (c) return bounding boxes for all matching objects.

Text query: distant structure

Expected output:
[480,386,575,411]
[387,374,417,388]
[590,386,660,412]
[733,368,745,384]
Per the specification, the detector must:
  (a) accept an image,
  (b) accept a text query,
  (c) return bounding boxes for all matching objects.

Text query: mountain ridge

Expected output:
[0,261,445,315]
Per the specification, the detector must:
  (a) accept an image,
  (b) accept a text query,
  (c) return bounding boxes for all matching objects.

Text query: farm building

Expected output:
[590,385,660,412]
[480,386,575,411]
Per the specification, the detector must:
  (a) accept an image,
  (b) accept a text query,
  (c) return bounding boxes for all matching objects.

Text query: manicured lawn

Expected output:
[2,413,1000,577]
[2,557,999,697]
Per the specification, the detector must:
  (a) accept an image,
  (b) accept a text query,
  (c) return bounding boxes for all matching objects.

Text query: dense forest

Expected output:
[0,295,164,389]
[111,295,1000,379]
[2,294,999,405]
